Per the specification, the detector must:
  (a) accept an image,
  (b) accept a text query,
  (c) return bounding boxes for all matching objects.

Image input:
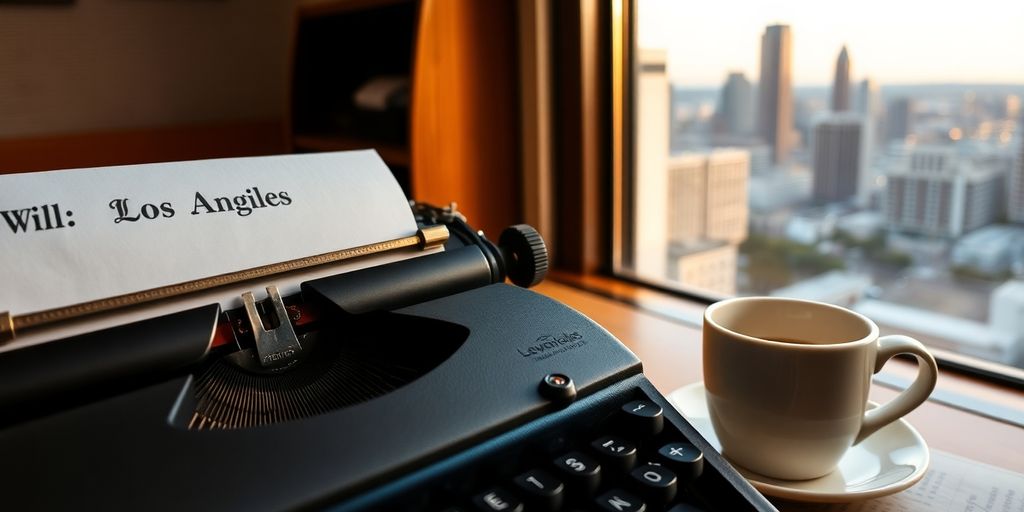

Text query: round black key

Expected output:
[630,463,678,505]
[512,469,564,512]
[471,487,524,512]
[657,442,704,482]
[620,399,664,437]
[552,451,601,495]
[590,435,638,474]
[595,489,647,512]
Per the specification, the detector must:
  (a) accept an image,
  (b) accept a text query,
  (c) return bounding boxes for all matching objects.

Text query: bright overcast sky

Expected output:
[638,0,1024,87]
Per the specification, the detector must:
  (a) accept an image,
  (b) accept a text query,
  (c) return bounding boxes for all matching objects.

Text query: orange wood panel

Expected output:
[0,120,287,175]
[411,0,520,238]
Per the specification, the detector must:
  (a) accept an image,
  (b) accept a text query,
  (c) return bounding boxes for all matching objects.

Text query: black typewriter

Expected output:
[0,203,775,511]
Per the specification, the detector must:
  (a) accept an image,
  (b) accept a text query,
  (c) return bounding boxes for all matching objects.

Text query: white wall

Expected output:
[0,0,295,138]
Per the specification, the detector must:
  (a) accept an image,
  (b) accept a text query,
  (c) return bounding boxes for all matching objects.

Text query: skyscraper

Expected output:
[1010,142,1024,223]
[855,78,880,119]
[666,150,750,295]
[855,78,882,143]
[883,146,1005,237]
[634,48,670,278]
[812,114,866,204]
[757,24,794,165]
[667,150,750,244]
[669,241,738,295]
[715,72,754,136]
[854,78,881,189]
[831,46,851,112]
[989,280,1024,358]
[886,97,914,142]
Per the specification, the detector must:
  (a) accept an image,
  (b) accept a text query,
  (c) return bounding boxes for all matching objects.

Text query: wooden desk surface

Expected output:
[535,280,1024,476]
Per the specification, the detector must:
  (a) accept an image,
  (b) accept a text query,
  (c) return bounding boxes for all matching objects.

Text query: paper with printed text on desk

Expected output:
[780,450,1024,512]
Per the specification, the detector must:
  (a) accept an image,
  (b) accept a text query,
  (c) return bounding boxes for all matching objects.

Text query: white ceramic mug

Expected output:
[702,296,938,480]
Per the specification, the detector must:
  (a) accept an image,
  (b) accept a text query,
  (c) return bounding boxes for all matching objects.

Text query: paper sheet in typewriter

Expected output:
[0,150,439,351]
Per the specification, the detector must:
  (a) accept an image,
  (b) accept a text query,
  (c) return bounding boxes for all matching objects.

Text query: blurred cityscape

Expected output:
[631,25,1024,369]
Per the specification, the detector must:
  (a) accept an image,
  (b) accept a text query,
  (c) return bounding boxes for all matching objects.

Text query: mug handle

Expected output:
[855,335,938,444]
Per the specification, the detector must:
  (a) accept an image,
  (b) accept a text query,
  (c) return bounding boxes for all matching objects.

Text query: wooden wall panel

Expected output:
[0,1,293,139]
[0,121,287,175]
[411,0,520,239]
[552,0,609,274]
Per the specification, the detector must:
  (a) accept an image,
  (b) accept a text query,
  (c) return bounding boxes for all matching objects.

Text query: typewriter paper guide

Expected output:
[0,150,433,350]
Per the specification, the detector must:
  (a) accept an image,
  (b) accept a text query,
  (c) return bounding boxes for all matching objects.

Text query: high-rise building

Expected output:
[633,48,670,278]
[854,78,880,118]
[667,150,750,245]
[793,97,818,153]
[705,151,750,244]
[854,78,881,194]
[831,46,851,112]
[811,113,865,204]
[668,155,706,244]
[883,146,1005,237]
[989,280,1024,361]
[1010,142,1024,223]
[715,72,754,136]
[886,97,914,142]
[666,150,749,295]
[669,241,738,295]
[757,24,794,165]
[855,78,882,144]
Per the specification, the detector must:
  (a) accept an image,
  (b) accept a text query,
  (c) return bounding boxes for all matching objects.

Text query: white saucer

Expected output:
[667,382,930,503]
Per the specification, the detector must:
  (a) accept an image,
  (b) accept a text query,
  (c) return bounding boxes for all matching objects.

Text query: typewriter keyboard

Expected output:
[455,399,709,512]
[337,377,768,511]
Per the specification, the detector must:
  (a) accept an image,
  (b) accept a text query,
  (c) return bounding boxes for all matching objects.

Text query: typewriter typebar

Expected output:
[0,203,774,511]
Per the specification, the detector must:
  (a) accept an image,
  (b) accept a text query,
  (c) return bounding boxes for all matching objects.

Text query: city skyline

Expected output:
[638,0,1024,87]
[632,1,1024,369]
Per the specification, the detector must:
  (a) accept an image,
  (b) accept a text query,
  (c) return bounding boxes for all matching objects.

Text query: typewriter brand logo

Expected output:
[517,332,586,361]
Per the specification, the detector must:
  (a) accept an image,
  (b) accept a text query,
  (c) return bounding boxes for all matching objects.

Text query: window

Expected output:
[615,0,1024,373]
